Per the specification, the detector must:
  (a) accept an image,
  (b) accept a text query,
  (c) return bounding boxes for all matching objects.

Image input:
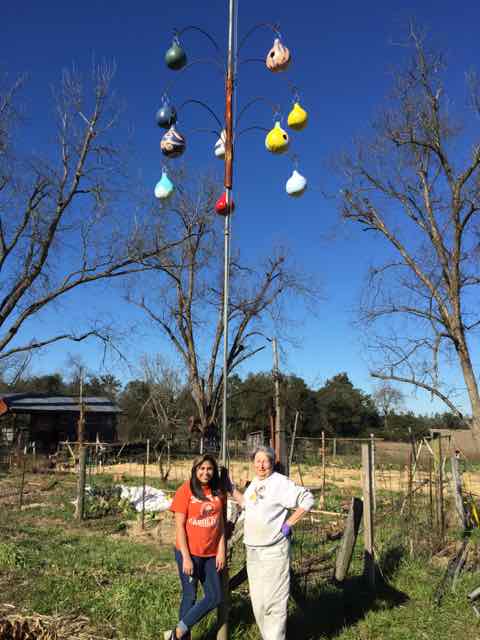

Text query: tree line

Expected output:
[0,369,465,443]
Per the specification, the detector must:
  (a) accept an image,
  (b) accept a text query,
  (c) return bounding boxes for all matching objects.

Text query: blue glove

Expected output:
[281,522,292,538]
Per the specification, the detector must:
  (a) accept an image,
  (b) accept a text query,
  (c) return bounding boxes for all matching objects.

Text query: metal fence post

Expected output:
[370,432,376,513]
[362,443,375,589]
[451,453,466,530]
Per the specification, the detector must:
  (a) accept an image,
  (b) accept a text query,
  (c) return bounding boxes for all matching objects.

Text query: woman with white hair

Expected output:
[231,446,314,640]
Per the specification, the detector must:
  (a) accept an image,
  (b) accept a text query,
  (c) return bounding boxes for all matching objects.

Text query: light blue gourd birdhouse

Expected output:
[154,169,175,200]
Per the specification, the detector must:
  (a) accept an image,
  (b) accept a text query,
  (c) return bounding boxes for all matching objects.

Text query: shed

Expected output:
[0,393,121,453]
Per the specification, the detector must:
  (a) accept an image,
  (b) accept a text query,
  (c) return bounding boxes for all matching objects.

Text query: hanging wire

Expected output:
[289,153,299,170]
[272,104,283,123]
[235,96,282,126]
[237,22,281,53]
[289,83,301,103]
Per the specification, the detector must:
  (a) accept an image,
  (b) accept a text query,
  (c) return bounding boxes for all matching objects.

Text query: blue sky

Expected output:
[3,0,480,414]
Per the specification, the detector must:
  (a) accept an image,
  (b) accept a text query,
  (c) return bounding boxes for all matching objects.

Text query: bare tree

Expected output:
[0,65,181,366]
[339,25,480,435]
[129,174,314,437]
[372,383,404,432]
[139,354,187,437]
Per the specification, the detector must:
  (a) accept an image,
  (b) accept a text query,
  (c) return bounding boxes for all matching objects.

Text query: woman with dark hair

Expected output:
[164,454,226,640]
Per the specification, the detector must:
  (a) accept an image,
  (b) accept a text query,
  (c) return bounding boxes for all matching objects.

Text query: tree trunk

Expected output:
[457,335,480,442]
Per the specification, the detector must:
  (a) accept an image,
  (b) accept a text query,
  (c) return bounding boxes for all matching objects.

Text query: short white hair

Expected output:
[251,445,275,465]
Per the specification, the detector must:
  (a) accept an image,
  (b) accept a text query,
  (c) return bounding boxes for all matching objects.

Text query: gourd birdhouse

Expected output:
[214,130,226,159]
[156,101,177,129]
[165,39,187,70]
[215,191,235,216]
[154,170,175,200]
[287,102,308,131]
[265,122,289,154]
[266,38,291,73]
[285,169,307,197]
[160,125,186,158]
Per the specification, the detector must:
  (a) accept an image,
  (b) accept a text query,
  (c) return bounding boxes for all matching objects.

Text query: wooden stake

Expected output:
[75,447,87,520]
[335,497,363,582]
[18,453,27,509]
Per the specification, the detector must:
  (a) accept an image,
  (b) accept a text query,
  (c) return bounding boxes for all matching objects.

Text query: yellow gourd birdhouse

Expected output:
[287,102,308,131]
[265,121,289,154]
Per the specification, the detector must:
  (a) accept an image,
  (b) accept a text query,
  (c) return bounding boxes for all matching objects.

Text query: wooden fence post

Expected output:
[335,497,363,582]
[75,447,87,520]
[451,454,466,530]
[362,443,375,589]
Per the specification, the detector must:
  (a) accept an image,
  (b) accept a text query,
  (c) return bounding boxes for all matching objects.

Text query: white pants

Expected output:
[246,538,290,640]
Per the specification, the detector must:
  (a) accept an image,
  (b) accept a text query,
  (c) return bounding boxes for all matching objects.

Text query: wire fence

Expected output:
[0,432,477,598]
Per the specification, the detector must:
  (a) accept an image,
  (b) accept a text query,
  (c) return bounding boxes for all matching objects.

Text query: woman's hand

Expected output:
[182,555,194,576]
[216,549,226,572]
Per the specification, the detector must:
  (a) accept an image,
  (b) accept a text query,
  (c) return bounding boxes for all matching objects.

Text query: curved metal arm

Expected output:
[236,97,281,126]
[238,22,281,53]
[162,59,226,97]
[237,125,269,137]
[189,127,223,138]
[179,99,224,131]
[238,57,265,67]
[176,25,222,54]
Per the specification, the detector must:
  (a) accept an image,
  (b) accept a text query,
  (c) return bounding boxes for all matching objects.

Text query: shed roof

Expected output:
[0,393,121,415]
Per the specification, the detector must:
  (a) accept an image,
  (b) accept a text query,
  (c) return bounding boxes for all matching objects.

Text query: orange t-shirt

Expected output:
[170,481,225,557]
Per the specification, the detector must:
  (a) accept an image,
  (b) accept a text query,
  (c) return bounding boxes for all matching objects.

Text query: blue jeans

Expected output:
[174,549,223,633]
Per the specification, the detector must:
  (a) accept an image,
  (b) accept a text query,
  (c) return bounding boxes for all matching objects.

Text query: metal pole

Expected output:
[221,0,236,467]
[218,9,236,640]
[272,338,286,472]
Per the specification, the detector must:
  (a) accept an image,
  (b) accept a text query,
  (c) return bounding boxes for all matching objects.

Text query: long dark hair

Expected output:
[190,454,221,501]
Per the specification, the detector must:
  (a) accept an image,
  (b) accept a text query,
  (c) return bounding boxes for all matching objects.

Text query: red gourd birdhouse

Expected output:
[215,192,235,216]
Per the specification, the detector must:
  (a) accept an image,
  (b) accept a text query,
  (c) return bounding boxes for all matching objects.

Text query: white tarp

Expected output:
[119,485,172,512]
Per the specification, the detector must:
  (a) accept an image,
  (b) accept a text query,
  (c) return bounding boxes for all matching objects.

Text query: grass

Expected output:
[1,472,480,639]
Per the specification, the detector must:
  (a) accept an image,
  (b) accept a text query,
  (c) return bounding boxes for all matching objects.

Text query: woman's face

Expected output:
[254,452,273,480]
[195,460,215,485]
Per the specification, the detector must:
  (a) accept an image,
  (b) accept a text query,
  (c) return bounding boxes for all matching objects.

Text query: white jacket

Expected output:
[243,472,314,547]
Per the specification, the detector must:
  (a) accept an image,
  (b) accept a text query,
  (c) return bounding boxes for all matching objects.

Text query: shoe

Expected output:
[163,631,175,640]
